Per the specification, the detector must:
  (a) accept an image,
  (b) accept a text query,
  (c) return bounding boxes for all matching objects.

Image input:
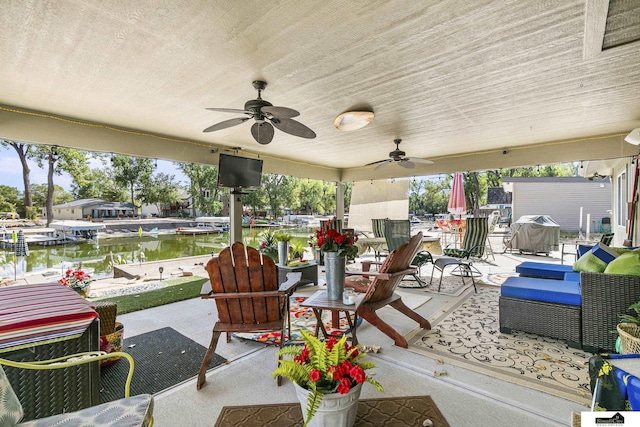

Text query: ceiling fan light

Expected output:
[625,128,640,145]
[334,111,374,131]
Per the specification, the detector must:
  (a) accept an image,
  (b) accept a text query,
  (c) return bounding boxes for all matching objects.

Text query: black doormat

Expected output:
[100,327,226,403]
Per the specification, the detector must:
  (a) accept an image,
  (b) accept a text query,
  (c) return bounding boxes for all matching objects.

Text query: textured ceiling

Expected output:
[1,0,639,182]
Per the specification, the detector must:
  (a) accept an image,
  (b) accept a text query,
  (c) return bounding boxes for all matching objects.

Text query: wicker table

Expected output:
[0,284,100,421]
[300,290,364,345]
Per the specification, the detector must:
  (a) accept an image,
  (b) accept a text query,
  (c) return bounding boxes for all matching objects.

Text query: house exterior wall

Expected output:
[504,177,611,232]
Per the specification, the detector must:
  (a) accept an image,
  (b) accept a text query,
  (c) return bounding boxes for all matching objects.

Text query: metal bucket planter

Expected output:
[294,382,362,427]
[324,251,346,301]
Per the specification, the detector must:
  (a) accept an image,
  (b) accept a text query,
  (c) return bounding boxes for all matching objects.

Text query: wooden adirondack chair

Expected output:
[197,242,300,390]
[345,232,431,348]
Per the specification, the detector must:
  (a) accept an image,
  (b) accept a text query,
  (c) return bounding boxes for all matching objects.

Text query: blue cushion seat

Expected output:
[515,261,574,280]
[501,276,581,306]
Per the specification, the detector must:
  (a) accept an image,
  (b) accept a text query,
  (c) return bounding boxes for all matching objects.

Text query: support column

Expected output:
[230,189,243,244]
[336,181,345,223]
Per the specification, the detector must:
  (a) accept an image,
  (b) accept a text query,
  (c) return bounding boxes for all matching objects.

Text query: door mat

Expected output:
[214,395,450,427]
[405,285,592,406]
[100,327,225,402]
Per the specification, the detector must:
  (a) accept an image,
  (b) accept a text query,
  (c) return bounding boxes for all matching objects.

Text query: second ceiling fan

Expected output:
[366,139,434,170]
[203,80,316,145]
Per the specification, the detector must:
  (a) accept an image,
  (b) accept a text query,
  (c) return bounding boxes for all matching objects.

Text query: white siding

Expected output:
[510,178,611,232]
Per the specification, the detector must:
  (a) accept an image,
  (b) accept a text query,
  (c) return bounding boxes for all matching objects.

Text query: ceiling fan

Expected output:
[203,80,316,145]
[366,139,434,170]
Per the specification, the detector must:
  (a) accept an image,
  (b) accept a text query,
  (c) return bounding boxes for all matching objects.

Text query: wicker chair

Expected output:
[0,352,153,426]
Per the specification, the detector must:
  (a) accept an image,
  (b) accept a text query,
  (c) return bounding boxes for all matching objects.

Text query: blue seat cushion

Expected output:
[515,262,574,280]
[501,276,581,306]
[564,272,581,282]
[627,374,640,410]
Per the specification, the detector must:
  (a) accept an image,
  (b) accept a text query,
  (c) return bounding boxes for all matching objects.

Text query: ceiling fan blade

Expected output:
[270,118,316,139]
[364,159,388,166]
[251,122,274,145]
[262,106,300,118]
[203,117,250,132]
[398,159,416,169]
[206,107,252,115]
[405,157,434,165]
[374,160,393,170]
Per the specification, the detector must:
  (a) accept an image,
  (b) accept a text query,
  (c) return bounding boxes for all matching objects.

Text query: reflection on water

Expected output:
[0,227,314,279]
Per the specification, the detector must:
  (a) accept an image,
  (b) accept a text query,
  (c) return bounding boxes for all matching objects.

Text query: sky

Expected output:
[0,146,187,193]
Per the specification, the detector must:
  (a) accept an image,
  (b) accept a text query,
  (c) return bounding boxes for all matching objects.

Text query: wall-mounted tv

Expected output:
[217,153,263,190]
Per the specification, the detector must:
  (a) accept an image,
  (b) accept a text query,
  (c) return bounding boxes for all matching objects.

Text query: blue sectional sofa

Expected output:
[500,260,640,352]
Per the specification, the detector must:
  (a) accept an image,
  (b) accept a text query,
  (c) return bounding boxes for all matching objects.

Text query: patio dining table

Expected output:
[356,236,442,256]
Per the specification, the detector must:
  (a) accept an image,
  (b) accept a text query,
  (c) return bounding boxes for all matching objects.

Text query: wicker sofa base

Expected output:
[499,296,582,348]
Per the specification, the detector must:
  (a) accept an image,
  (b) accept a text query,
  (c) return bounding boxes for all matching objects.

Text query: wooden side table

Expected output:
[299,290,364,345]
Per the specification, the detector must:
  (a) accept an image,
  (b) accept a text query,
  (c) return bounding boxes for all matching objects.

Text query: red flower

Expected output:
[336,377,352,394]
[350,365,366,383]
[309,369,321,382]
[326,337,338,350]
[334,234,344,244]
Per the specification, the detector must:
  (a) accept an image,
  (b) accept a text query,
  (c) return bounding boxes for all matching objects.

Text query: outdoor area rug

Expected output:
[484,271,519,286]
[405,285,592,405]
[214,395,450,427]
[400,274,475,296]
[100,327,226,403]
[233,292,431,346]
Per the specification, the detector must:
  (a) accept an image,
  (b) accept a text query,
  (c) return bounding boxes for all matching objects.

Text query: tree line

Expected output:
[0,141,576,222]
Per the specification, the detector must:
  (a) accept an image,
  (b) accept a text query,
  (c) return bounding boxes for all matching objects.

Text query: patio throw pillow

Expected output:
[574,242,619,273]
[604,252,640,276]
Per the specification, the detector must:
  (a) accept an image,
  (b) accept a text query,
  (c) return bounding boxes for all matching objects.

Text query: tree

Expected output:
[0,185,19,213]
[0,140,33,218]
[296,179,323,214]
[176,163,223,216]
[111,155,154,212]
[261,174,296,219]
[30,183,73,208]
[31,146,90,225]
[139,173,181,214]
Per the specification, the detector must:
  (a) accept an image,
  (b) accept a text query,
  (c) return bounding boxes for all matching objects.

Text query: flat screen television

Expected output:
[217,153,263,190]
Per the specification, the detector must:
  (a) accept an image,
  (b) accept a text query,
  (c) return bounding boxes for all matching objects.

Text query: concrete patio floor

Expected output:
[115,232,589,427]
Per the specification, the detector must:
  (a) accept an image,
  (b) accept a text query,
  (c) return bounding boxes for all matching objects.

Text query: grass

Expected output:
[91,276,208,315]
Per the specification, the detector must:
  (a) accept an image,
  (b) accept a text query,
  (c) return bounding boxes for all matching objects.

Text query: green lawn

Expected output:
[91,276,208,315]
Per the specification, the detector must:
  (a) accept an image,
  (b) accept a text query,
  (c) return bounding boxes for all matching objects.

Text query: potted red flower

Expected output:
[273,330,383,427]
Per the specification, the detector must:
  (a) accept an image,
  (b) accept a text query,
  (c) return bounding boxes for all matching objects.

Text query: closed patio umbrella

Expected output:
[13,230,29,280]
[447,172,466,216]
[447,172,466,246]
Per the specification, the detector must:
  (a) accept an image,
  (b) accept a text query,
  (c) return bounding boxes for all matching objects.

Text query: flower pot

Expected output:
[70,282,91,298]
[324,252,346,301]
[278,241,289,265]
[294,382,362,427]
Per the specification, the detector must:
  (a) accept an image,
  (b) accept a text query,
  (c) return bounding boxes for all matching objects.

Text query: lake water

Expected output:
[0,227,314,279]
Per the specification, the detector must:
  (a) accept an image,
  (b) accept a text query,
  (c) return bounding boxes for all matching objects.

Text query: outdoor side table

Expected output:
[277,262,318,286]
[299,290,364,345]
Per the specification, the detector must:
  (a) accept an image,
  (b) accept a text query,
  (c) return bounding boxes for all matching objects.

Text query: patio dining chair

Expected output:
[0,351,154,427]
[197,242,301,390]
[429,217,488,292]
[345,232,431,348]
[384,219,431,287]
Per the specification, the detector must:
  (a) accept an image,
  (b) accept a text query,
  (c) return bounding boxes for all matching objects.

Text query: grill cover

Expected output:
[509,215,560,253]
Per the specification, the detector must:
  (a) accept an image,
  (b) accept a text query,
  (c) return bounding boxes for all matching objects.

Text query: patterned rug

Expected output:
[405,285,592,405]
[399,274,475,296]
